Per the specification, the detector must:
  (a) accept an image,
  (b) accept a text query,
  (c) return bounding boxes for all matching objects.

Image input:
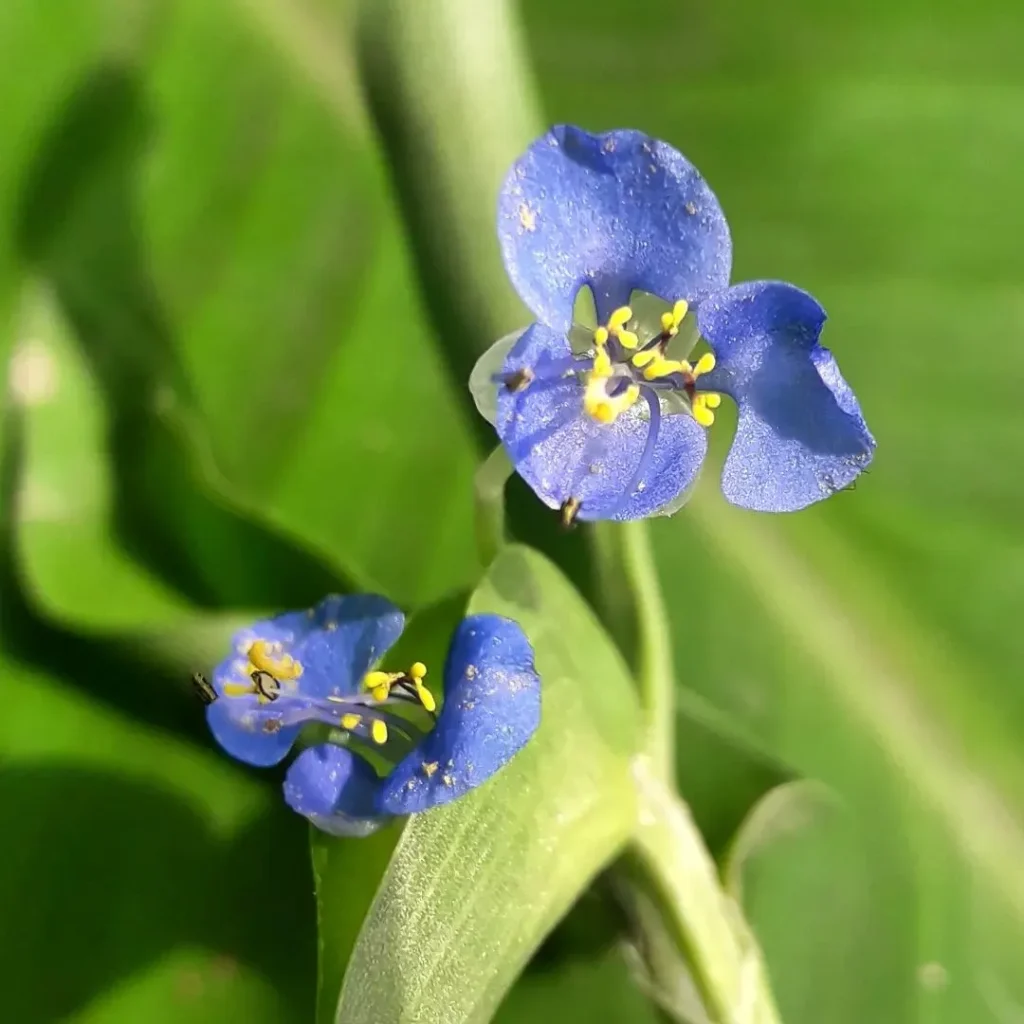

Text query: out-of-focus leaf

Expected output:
[0,646,316,1023]
[8,279,352,628]
[495,950,659,1024]
[326,545,639,1024]
[722,781,834,900]
[14,0,478,612]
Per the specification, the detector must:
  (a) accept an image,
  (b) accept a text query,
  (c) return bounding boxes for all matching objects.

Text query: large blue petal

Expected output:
[284,744,385,837]
[379,615,540,814]
[206,594,405,767]
[495,323,707,521]
[698,281,875,512]
[498,126,732,334]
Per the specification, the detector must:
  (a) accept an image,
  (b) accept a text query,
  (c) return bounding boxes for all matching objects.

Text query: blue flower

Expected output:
[204,595,541,836]
[473,125,874,519]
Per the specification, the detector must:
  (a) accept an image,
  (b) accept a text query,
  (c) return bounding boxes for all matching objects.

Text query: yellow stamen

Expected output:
[691,392,720,427]
[608,306,632,331]
[693,352,716,377]
[222,681,255,697]
[605,306,637,349]
[341,713,362,730]
[593,325,609,346]
[631,349,657,369]
[660,299,689,337]
[371,684,391,702]
[409,662,427,680]
[583,375,640,424]
[642,355,687,381]
[414,679,437,713]
[247,640,303,681]
[371,720,388,745]
[592,348,613,377]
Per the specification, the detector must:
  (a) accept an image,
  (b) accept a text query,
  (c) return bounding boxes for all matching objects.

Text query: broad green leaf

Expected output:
[12,0,478,608]
[327,545,639,1024]
[11,283,192,628]
[8,280,351,628]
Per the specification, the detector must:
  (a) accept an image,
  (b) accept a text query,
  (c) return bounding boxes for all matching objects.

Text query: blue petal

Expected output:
[498,126,732,334]
[379,615,540,814]
[206,700,300,768]
[495,323,707,521]
[206,594,405,766]
[292,594,406,699]
[284,744,385,837]
[698,281,875,512]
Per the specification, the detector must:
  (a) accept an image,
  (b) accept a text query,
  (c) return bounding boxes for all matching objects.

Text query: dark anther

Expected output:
[191,671,218,705]
[503,368,534,392]
[560,496,582,530]
[250,669,282,702]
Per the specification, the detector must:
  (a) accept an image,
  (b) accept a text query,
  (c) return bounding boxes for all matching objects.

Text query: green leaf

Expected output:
[15,0,478,611]
[324,545,639,1024]
[0,638,316,1022]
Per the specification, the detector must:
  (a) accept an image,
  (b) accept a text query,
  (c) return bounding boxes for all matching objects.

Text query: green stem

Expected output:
[355,0,541,389]
[474,445,513,567]
[630,762,784,1024]
[620,520,676,781]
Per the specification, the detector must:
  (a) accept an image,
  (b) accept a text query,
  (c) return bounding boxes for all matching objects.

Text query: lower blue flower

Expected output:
[204,596,541,836]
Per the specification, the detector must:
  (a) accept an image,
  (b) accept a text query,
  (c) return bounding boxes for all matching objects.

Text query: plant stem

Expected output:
[620,520,676,781]
[355,0,541,390]
[630,761,784,1024]
[474,445,513,567]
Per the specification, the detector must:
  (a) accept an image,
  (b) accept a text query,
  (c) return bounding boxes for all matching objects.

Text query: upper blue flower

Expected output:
[204,595,541,836]
[477,125,874,519]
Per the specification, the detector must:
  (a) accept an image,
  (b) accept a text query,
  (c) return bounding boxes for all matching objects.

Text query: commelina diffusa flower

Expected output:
[201,594,540,836]
[471,126,875,521]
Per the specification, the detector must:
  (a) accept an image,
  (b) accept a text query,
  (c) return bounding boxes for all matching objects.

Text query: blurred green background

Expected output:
[2,0,1023,1022]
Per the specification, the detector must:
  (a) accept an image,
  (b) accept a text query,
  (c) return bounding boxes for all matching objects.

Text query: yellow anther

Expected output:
[247,640,303,681]
[371,719,388,745]
[410,662,427,680]
[642,356,687,381]
[660,299,689,337]
[691,392,722,427]
[222,681,255,697]
[615,328,639,350]
[592,347,613,377]
[608,306,632,331]
[341,713,362,730]
[363,670,391,689]
[593,326,609,346]
[414,679,437,713]
[371,684,390,702]
[693,352,716,377]
[584,375,640,424]
[631,349,657,369]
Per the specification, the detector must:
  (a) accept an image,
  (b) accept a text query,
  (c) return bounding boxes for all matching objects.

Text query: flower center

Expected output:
[216,640,437,755]
[578,301,722,426]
